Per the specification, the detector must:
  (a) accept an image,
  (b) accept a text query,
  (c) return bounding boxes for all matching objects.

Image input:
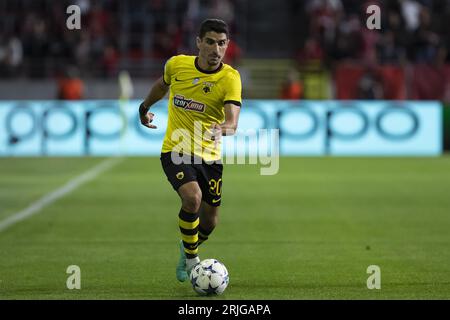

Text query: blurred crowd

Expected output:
[0,0,239,79]
[0,0,448,84]
[297,0,449,67]
[286,0,450,100]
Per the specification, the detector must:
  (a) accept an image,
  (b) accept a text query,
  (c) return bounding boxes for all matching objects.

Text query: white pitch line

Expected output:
[0,157,123,233]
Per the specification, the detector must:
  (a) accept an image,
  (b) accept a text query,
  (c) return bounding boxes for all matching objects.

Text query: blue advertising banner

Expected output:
[0,100,442,157]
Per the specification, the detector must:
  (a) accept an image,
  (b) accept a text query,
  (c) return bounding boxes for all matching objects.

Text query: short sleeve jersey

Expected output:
[161,55,242,161]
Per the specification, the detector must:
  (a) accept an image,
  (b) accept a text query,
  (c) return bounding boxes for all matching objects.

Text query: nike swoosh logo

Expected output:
[212,198,221,203]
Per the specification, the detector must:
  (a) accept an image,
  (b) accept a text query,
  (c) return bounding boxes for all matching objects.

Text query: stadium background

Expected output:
[1,0,450,299]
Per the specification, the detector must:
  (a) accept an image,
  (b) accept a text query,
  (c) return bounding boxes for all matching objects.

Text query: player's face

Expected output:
[196,31,229,68]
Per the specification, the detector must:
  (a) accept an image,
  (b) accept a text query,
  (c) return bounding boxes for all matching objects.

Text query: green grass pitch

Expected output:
[0,156,450,299]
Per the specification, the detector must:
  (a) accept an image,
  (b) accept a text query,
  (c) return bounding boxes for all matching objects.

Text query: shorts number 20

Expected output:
[209,178,222,196]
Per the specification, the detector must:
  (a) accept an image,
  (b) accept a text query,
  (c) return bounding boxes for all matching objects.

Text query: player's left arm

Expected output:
[221,103,241,135]
[211,103,240,140]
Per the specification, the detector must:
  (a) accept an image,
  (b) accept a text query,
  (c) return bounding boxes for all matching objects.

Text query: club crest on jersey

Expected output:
[173,94,205,113]
[202,82,214,94]
[176,171,184,180]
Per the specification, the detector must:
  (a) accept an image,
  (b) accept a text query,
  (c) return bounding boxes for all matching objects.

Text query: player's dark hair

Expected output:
[199,19,229,39]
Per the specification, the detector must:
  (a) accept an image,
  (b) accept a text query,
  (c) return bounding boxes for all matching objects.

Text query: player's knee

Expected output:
[182,191,202,213]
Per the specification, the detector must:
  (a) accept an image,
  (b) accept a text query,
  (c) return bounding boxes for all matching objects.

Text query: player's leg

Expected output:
[195,159,223,246]
[177,181,202,273]
[198,201,219,246]
[160,152,201,282]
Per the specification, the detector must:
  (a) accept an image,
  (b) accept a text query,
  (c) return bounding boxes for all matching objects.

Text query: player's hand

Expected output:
[140,112,157,129]
[211,123,222,148]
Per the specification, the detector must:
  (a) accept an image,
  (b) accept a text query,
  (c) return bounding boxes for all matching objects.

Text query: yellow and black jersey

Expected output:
[161,55,242,161]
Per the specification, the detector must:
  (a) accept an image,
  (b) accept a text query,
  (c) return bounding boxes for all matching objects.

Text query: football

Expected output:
[190,259,229,295]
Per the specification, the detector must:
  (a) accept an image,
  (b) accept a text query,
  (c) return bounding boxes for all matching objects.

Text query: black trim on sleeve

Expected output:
[224,100,242,107]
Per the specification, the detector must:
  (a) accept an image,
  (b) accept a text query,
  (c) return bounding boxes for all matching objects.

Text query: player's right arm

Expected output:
[139,76,169,129]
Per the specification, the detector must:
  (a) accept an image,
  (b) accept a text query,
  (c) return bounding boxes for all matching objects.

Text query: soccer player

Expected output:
[138,19,242,282]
